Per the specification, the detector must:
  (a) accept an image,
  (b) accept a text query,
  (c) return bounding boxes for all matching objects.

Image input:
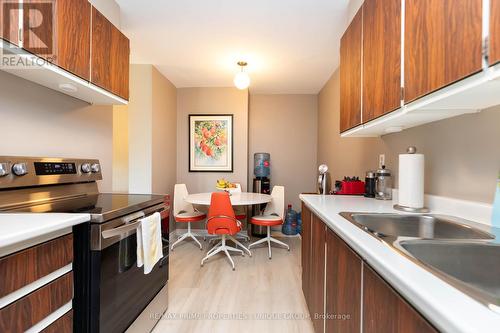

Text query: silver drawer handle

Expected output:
[101,211,145,239]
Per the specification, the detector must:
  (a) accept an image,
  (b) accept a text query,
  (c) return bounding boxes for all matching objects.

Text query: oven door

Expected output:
[88,204,169,333]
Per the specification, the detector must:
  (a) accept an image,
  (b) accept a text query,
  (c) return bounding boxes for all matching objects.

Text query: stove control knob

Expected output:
[81,163,91,173]
[0,163,10,177]
[12,163,28,176]
[90,163,100,173]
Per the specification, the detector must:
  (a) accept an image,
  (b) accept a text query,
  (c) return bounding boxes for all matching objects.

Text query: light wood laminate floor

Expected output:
[152,234,314,333]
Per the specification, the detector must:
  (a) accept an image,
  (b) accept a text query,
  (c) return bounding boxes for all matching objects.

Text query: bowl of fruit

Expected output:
[216,179,238,194]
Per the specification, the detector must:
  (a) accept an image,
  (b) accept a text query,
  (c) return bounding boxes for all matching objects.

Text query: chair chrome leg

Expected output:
[170,222,204,251]
[247,225,290,259]
[269,237,290,250]
[200,235,241,270]
[248,236,268,249]
[228,235,252,256]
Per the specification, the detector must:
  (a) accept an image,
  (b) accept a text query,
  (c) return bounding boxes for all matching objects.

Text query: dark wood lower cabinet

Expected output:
[310,215,326,332]
[0,272,73,333]
[301,203,312,307]
[0,234,73,298]
[325,229,362,333]
[363,264,437,333]
[41,310,73,333]
[301,206,437,333]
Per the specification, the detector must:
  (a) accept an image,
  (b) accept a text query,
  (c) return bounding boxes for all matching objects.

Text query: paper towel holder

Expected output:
[393,146,430,213]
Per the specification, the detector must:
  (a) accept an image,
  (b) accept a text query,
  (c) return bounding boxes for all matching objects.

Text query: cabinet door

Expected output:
[363,264,437,333]
[340,7,362,132]
[310,215,326,333]
[21,0,91,80]
[325,229,361,333]
[491,0,500,65]
[91,7,130,100]
[0,1,20,46]
[301,203,312,307]
[362,0,401,122]
[405,0,482,103]
[55,0,91,80]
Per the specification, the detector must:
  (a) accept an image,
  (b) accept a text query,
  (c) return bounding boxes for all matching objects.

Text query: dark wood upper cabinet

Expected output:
[491,0,500,65]
[404,0,482,103]
[362,0,401,122]
[340,7,362,132]
[301,203,312,308]
[0,1,20,46]
[55,0,91,80]
[21,0,91,80]
[310,215,326,333]
[91,7,130,100]
[363,264,437,333]
[325,228,362,333]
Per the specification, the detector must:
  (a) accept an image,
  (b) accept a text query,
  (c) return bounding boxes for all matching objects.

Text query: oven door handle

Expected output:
[101,211,145,239]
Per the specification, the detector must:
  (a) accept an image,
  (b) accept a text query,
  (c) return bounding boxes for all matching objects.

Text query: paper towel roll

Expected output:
[398,153,425,208]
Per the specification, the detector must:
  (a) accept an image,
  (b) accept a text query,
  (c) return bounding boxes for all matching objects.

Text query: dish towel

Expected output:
[136,212,163,274]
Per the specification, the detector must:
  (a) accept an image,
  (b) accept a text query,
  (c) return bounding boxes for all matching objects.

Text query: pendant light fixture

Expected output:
[233,61,250,90]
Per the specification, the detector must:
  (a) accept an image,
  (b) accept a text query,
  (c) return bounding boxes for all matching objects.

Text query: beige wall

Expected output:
[114,65,177,197]
[249,94,318,210]
[381,107,500,203]
[0,71,114,191]
[176,87,249,193]
[317,69,384,186]
[112,105,129,192]
[318,68,500,204]
[127,65,153,193]
[151,66,177,195]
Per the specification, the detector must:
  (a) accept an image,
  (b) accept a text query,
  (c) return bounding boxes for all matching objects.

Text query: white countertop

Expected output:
[0,213,90,256]
[300,194,500,333]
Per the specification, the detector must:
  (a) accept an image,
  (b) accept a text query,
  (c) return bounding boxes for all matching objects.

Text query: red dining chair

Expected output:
[201,192,251,270]
[248,185,290,259]
[207,182,249,245]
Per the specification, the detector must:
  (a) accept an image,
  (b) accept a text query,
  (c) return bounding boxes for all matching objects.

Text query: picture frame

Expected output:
[189,114,233,172]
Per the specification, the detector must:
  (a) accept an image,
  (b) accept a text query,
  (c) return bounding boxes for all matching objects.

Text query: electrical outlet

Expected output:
[379,154,385,168]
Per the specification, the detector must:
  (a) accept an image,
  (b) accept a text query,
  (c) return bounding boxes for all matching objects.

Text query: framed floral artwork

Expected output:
[189,114,233,172]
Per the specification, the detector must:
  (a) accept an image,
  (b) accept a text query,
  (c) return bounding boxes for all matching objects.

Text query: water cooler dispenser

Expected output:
[252,153,271,237]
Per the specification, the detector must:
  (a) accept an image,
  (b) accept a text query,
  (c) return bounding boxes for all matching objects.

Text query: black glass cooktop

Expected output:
[10,193,166,223]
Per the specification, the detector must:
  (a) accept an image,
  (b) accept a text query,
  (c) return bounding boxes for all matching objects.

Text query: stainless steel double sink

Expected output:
[340,212,500,310]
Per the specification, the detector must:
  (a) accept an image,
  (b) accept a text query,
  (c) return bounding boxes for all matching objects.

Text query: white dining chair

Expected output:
[248,185,290,259]
[171,184,206,251]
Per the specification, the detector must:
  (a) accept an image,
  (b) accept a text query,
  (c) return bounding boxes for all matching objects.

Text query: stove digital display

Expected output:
[34,162,77,175]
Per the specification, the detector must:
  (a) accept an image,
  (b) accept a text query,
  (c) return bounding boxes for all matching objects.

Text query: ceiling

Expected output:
[116,0,350,94]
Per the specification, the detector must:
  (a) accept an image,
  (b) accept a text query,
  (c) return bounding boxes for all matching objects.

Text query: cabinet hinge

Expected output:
[18,28,22,43]
[400,87,405,101]
[483,36,490,63]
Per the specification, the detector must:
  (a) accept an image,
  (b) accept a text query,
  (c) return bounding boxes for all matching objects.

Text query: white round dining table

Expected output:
[185,192,272,206]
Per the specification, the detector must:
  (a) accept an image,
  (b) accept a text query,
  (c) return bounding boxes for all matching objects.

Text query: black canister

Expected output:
[364,171,376,198]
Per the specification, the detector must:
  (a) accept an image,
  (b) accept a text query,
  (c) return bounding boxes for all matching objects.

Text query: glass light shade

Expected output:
[233,71,250,90]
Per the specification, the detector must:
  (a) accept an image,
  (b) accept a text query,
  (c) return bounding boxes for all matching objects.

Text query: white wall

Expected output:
[0,71,114,191]
[89,0,121,27]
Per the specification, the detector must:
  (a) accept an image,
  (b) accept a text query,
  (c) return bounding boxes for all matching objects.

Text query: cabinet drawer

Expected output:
[40,309,73,333]
[0,234,73,298]
[0,272,73,333]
